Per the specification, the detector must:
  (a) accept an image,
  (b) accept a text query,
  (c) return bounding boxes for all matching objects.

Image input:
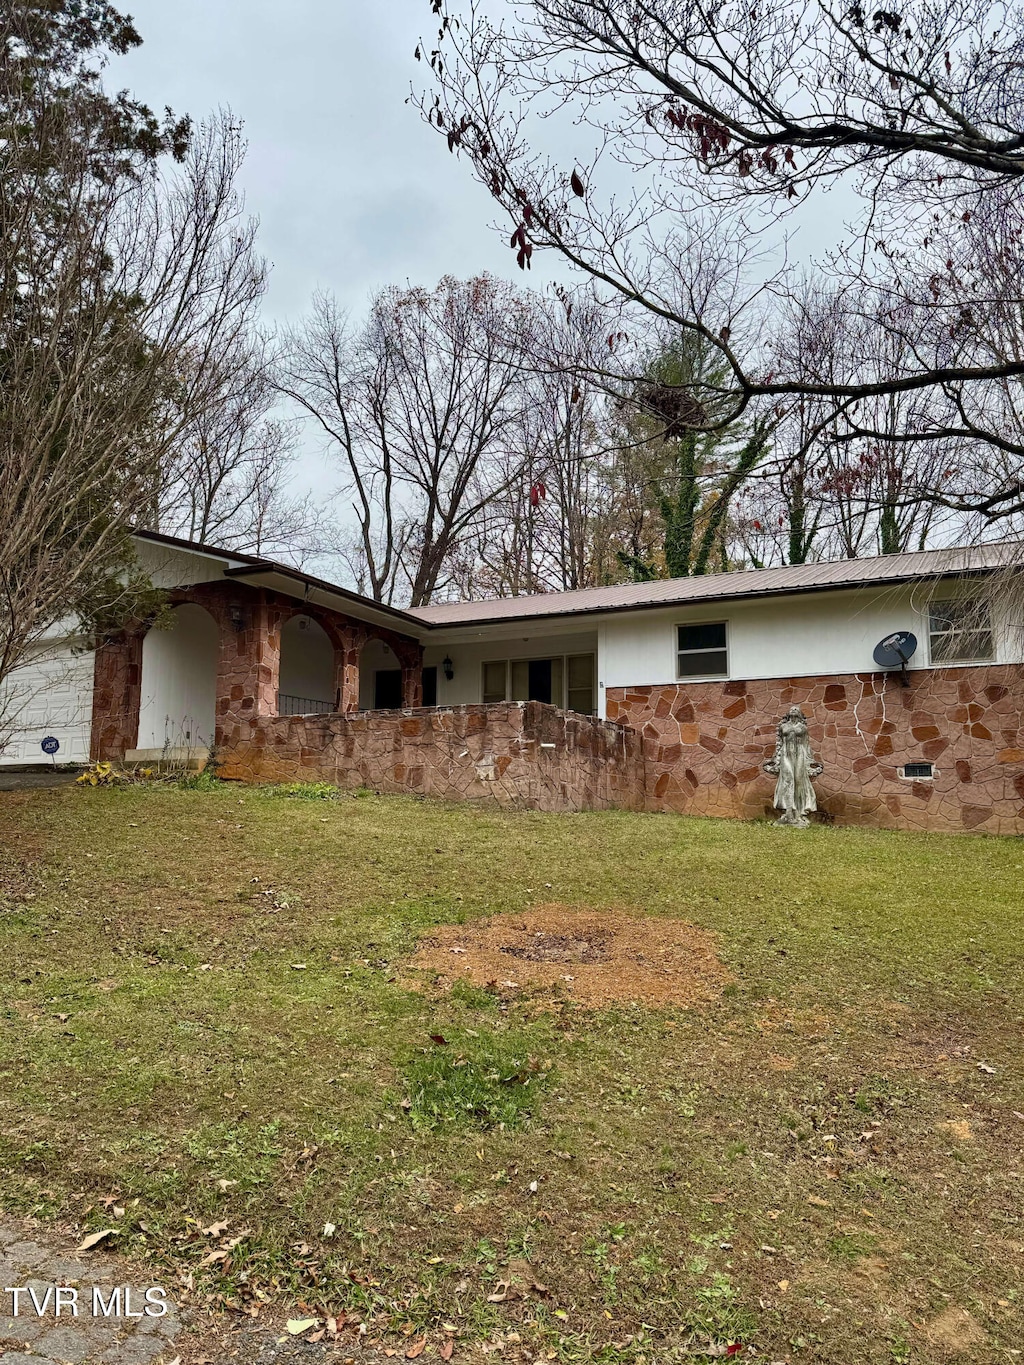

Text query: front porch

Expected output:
[90,579,425,764]
[89,578,642,811]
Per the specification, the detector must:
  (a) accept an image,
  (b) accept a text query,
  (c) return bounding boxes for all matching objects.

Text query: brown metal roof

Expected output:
[134,528,1019,634]
[408,541,1020,628]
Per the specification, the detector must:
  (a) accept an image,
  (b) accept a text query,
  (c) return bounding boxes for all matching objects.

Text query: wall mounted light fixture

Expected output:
[442,656,454,681]
[229,606,245,632]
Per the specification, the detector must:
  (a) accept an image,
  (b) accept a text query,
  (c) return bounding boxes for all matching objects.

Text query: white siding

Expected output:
[134,540,232,588]
[0,639,95,765]
[596,577,1023,715]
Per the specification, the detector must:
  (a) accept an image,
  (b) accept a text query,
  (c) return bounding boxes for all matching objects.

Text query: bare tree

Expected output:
[417,0,1024,501]
[154,336,320,561]
[853,191,1024,525]
[737,287,955,563]
[466,287,621,594]
[280,276,538,606]
[0,0,267,748]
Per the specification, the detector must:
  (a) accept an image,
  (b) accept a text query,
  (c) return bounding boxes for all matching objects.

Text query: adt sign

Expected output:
[41,736,60,757]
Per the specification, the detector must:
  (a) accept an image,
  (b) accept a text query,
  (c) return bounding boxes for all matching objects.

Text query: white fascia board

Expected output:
[424,617,602,647]
[233,571,430,640]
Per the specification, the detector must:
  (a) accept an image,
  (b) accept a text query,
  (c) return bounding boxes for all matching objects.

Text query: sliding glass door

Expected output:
[480,654,594,714]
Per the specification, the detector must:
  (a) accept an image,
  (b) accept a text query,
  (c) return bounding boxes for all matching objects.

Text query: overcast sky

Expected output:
[112,0,846,332]
[110,1,844,555]
[112,0,527,325]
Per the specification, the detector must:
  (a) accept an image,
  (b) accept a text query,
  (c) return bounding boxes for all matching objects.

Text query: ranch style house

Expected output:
[4,529,1023,835]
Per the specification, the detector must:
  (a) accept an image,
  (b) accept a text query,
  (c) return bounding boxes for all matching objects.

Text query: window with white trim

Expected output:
[482,660,508,703]
[479,654,596,713]
[928,599,994,664]
[676,622,728,678]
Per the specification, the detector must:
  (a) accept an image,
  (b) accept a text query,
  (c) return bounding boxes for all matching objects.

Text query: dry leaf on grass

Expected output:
[286,1317,319,1335]
[76,1228,116,1252]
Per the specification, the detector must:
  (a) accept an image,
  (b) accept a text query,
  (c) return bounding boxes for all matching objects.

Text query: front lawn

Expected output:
[1,784,1022,1363]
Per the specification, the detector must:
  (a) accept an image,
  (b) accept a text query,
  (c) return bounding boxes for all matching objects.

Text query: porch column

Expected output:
[397,641,425,708]
[333,626,365,713]
[90,629,144,762]
[214,593,282,749]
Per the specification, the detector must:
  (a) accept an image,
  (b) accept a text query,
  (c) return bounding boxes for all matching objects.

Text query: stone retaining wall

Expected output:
[606,664,1024,835]
[216,701,645,813]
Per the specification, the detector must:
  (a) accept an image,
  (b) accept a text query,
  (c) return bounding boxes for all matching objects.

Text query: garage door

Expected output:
[0,641,95,766]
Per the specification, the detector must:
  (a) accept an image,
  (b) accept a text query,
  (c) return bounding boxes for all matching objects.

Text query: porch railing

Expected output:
[277,693,335,716]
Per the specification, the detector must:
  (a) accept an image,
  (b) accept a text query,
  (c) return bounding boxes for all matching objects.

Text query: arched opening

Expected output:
[278,614,335,715]
[359,637,402,710]
[137,603,218,752]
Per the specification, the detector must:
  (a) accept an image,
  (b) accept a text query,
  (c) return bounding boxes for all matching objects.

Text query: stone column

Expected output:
[214,592,282,749]
[332,626,365,713]
[90,630,144,761]
[397,640,425,708]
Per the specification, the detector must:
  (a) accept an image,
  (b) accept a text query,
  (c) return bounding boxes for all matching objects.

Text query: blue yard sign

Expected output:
[41,735,60,759]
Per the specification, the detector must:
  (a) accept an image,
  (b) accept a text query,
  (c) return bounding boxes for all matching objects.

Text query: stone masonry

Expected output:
[91,581,423,763]
[91,578,1024,833]
[216,700,646,813]
[606,664,1024,835]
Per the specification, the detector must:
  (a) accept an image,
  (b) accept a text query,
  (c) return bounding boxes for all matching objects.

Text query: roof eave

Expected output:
[132,528,431,636]
[223,564,432,635]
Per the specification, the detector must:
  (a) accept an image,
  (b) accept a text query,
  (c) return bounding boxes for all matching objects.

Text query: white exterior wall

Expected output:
[596,578,1023,716]
[0,635,95,765]
[359,638,401,709]
[279,615,334,704]
[134,541,232,589]
[137,603,219,750]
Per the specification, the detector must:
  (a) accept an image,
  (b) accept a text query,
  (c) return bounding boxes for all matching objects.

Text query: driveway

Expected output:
[0,768,82,791]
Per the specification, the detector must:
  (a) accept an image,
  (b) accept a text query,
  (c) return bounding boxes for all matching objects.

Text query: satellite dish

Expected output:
[873,630,917,686]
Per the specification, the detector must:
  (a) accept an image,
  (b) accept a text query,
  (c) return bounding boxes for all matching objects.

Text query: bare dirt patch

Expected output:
[921,1306,988,1356]
[407,903,732,1008]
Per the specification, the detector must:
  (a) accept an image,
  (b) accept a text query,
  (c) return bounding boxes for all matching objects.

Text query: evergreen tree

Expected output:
[614,335,771,580]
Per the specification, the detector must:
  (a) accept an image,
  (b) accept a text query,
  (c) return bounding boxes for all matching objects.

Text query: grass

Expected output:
[401,1029,553,1132]
[0,783,1022,1363]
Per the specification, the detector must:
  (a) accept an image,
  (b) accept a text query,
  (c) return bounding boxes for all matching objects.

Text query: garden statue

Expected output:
[763,705,823,828]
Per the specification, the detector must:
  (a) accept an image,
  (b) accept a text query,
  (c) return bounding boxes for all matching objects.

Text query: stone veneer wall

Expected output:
[215,701,645,814]
[606,664,1024,835]
[91,630,145,762]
